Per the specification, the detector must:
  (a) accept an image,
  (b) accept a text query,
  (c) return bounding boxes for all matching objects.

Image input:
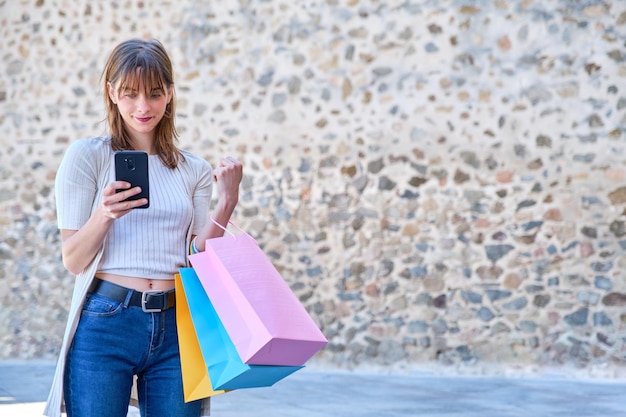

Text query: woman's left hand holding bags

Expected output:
[194,156,243,252]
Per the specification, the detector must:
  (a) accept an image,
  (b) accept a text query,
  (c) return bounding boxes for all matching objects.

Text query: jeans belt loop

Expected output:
[123,290,133,308]
[141,289,166,313]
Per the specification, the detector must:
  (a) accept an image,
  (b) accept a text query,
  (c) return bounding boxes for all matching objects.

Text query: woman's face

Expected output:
[108,76,172,142]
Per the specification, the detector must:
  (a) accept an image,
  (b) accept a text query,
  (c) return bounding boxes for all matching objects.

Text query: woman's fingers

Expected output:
[100,181,148,218]
[220,156,240,167]
[215,157,243,182]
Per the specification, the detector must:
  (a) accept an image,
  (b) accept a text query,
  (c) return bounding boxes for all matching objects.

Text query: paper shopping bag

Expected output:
[179,267,303,390]
[175,273,228,401]
[189,220,328,366]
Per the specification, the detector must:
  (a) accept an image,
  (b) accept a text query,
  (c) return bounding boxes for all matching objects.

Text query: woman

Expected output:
[44,38,242,417]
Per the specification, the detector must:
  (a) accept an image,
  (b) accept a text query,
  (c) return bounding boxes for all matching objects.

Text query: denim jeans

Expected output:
[64,292,201,417]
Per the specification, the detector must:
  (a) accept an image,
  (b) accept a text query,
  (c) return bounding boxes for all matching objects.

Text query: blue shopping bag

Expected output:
[178,267,303,390]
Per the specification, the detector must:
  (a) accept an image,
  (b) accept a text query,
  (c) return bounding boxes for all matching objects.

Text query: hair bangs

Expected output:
[116,63,168,98]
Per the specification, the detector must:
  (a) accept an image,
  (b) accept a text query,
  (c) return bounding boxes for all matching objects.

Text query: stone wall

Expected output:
[1,0,625,376]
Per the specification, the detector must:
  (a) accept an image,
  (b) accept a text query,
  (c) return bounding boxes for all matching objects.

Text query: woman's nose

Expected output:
[136,95,149,111]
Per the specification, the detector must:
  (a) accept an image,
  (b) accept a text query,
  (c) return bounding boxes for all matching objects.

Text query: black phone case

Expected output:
[114,150,150,209]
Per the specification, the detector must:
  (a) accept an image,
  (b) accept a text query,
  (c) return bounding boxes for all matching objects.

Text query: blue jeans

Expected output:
[64,292,201,417]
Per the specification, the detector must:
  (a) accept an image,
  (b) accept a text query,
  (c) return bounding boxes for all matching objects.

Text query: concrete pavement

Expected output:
[1,360,625,416]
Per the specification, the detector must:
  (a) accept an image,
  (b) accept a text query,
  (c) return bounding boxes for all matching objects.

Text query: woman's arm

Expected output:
[193,156,243,251]
[60,181,147,274]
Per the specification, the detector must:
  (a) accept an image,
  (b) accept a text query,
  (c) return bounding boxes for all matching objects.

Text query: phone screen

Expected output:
[114,150,150,209]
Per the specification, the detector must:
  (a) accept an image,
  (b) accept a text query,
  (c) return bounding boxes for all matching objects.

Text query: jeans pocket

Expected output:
[82,293,124,317]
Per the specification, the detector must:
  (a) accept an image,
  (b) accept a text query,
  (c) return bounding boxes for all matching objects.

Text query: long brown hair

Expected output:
[102,38,180,169]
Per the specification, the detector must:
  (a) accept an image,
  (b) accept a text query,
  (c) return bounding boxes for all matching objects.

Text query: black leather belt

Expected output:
[90,278,175,312]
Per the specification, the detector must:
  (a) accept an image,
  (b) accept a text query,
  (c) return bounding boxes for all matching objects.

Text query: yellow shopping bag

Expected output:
[175,273,228,402]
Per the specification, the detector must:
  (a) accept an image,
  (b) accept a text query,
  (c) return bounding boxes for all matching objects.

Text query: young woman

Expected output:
[44,38,243,417]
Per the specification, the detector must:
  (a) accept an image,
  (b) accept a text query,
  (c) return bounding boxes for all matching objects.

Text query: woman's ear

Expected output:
[107,81,117,104]
[167,85,174,103]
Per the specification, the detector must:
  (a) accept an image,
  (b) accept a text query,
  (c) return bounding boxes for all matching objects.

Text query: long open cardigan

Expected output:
[44,137,211,416]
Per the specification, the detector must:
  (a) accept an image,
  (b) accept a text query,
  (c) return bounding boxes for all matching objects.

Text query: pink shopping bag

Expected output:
[178,268,302,391]
[189,219,328,366]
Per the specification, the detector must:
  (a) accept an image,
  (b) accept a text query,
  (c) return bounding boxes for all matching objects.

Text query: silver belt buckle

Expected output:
[141,289,166,313]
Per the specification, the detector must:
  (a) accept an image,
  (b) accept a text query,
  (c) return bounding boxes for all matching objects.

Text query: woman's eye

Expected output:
[125,93,136,98]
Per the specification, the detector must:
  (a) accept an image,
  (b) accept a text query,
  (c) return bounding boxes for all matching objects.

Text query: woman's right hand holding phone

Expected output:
[100,181,149,219]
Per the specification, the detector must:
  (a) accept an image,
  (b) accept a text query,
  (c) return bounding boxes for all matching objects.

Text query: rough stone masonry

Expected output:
[0,0,625,377]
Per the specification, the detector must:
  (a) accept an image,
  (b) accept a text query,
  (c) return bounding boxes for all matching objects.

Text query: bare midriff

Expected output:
[95,272,175,292]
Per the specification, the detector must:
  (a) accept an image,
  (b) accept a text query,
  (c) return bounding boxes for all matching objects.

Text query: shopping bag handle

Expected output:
[210,216,252,240]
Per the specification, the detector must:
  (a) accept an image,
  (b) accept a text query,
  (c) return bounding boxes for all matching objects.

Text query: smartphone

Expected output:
[114,150,150,209]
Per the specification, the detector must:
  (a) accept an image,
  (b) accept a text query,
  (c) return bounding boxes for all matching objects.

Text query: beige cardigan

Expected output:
[44,137,212,416]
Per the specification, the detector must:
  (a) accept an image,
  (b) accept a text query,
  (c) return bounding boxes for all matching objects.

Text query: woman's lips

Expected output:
[136,116,152,123]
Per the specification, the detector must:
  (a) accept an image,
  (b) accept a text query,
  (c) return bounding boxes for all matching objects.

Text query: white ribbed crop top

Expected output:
[55,137,213,279]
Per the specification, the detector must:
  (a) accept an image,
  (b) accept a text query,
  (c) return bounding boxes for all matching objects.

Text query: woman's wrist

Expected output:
[215,196,238,214]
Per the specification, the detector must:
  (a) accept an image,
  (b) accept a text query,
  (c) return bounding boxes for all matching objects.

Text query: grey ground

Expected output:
[1,360,625,417]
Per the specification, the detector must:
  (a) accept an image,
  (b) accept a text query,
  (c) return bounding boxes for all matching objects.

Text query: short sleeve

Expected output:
[54,140,101,230]
[186,153,213,235]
